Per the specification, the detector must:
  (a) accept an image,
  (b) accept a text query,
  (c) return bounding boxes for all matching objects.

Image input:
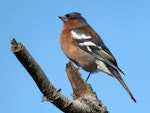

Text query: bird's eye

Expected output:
[65,14,70,18]
[65,14,76,20]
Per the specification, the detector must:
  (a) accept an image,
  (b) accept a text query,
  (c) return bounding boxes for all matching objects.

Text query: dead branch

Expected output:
[11,38,108,113]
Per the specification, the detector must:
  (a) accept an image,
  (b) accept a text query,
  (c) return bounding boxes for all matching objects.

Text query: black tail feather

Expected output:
[109,67,136,102]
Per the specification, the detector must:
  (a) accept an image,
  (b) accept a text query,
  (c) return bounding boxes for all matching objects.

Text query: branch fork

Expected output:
[11,38,108,113]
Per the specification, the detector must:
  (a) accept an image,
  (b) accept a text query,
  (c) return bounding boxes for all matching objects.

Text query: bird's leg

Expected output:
[86,72,91,82]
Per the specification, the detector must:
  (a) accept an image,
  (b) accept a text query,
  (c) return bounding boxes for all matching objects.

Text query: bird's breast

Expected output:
[60,29,97,73]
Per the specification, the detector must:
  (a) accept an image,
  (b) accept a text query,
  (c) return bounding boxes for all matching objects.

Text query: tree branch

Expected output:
[66,62,94,98]
[11,38,108,113]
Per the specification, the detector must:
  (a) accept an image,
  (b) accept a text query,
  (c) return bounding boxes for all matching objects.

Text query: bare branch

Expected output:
[66,62,107,113]
[11,38,108,113]
[11,38,70,112]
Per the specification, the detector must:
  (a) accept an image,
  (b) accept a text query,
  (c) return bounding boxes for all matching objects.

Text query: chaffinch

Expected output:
[59,12,136,102]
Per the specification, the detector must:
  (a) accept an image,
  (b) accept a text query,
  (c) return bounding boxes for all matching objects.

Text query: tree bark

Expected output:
[11,38,108,113]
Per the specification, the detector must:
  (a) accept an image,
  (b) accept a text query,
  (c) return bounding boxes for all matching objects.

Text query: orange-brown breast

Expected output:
[60,26,97,72]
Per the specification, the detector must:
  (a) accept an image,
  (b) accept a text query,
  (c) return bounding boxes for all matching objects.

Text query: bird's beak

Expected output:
[58,16,68,22]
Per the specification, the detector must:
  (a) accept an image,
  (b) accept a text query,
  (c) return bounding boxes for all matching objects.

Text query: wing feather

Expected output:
[72,27,124,74]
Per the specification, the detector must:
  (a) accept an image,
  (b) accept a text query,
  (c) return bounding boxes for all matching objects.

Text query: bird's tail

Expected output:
[111,69,136,102]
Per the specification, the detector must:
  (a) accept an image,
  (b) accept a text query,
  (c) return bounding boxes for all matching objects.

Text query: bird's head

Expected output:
[59,12,87,29]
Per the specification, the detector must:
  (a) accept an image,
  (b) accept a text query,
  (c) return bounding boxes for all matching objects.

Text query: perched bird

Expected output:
[59,12,136,102]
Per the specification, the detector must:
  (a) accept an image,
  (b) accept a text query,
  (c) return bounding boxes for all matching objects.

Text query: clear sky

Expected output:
[1,0,149,113]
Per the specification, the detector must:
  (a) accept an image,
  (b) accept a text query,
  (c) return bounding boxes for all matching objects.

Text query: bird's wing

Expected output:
[71,25,124,74]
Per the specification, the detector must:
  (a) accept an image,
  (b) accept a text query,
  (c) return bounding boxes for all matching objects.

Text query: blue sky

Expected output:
[1,0,150,113]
